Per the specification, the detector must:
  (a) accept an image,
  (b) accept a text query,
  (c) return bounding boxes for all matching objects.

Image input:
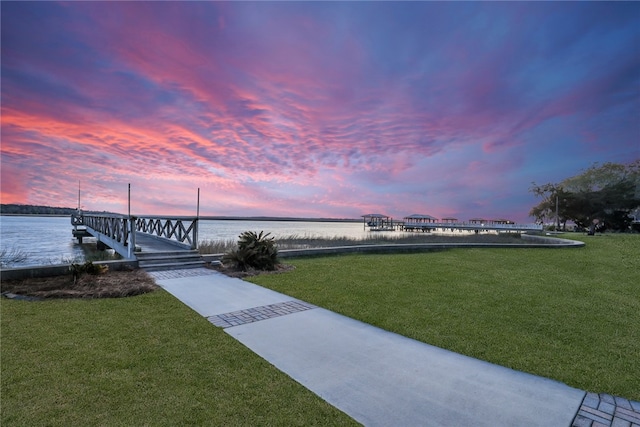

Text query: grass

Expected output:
[198,232,523,254]
[3,232,637,424]
[1,291,359,426]
[198,238,237,254]
[249,233,640,401]
[0,247,28,268]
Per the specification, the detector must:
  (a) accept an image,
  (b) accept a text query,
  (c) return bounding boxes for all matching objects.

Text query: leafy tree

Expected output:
[530,161,640,232]
[529,183,566,229]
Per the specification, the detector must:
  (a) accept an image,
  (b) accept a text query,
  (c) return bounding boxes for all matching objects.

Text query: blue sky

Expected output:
[2,1,638,221]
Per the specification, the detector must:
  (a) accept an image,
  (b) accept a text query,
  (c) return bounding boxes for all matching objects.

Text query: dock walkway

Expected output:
[133,231,188,252]
[148,267,639,427]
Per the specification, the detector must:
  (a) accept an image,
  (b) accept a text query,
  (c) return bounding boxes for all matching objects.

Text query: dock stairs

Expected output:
[136,250,206,271]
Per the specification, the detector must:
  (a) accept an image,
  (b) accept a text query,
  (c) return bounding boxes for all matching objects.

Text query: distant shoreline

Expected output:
[197,216,361,223]
[0,213,361,223]
[1,214,70,218]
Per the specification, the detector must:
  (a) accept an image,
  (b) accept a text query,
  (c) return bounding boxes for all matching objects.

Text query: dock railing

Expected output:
[403,222,543,232]
[134,216,198,250]
[81,213,136,258]
[75,213,198,258]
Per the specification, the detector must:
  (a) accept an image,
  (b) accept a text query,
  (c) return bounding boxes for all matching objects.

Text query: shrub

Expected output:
[0,247,28,268]
[223,231,279,271]
[69,261,109,284]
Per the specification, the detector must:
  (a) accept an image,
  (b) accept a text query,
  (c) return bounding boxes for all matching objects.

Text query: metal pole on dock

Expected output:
[127,183,135,258]
[197,187,200,218]
[195,188,200,250]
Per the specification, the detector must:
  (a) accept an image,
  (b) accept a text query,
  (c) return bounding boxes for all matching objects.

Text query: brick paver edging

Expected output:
[207,300,317,328]
[572,392,640,427]
[147,268,219,280]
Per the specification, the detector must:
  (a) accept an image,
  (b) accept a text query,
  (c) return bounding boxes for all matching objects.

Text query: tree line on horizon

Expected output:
[529,161,640,233]
[0,204,77,216]
[3,161,639,231]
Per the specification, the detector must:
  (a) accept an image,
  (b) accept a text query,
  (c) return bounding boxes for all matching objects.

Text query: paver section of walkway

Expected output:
[207,300,317,328]
[151,268,586,427]
[572,392,640,427]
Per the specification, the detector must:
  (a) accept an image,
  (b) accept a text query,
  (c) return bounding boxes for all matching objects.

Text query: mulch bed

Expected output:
[1,264,295,300]
[1,269,158,299]
[213,263,296,278]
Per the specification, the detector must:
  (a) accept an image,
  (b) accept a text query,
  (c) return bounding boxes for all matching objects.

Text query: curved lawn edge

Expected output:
[198,234,584,263]
[274,234,584,258]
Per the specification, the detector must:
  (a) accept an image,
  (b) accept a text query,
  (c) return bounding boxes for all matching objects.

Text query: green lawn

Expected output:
[250,233,640,401]
[1,291,358,426]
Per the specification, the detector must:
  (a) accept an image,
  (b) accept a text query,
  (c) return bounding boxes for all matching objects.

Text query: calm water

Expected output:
[0,216,371,268]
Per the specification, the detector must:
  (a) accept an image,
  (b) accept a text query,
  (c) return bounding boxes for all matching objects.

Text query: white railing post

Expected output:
[193,218,198,250]
[128,216,136,259]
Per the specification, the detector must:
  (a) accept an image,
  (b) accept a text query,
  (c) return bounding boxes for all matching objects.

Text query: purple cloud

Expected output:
[1,1,638,222]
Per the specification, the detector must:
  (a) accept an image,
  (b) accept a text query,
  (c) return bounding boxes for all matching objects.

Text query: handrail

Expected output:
[403,222,543,231]
[81,213,131,245]
[75,212,199,255]
[80,213,136,258]
[135,216,198,249]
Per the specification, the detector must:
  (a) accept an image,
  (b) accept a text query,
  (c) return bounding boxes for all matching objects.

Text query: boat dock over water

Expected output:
[362,214,542,233]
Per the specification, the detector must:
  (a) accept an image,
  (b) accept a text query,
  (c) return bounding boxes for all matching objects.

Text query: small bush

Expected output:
[223,231,279,271]
[0,247,28,268]
[69,261,109,284]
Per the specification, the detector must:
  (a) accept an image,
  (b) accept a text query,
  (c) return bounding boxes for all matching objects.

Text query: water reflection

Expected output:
[1,216,368,267]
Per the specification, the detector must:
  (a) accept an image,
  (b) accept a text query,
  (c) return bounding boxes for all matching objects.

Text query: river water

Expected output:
[0,216,370,268]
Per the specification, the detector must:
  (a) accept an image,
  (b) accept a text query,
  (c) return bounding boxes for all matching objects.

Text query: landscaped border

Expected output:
[1,235,584,281]
[276,234,585,258]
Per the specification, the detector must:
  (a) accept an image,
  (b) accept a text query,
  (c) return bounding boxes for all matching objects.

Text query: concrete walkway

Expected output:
[149,268,639,427]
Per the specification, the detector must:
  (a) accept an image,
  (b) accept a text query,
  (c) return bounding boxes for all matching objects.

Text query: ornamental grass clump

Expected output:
[223,231,279,271]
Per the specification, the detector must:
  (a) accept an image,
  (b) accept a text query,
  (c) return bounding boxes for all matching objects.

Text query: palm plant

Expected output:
[223,231,279,271]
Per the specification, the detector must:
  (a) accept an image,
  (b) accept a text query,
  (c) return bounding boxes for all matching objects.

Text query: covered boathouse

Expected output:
[402,214,439,232]
[362,214,399,231]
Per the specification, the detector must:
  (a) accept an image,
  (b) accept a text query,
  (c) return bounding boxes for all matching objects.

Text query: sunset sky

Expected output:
[2,2,639,222]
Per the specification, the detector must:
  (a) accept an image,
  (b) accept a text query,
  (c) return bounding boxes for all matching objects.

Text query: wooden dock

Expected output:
[71,212,204,269]
[362,213,542,234]
[361,214,404,231]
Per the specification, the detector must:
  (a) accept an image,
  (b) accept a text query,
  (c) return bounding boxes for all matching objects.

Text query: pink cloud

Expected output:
[2,2,637,223]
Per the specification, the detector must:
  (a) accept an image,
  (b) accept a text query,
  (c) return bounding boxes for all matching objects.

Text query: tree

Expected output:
[530,161,640,232]
[528,183,565,229]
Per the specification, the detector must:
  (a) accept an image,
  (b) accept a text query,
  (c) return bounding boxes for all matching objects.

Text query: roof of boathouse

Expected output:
[492,218,515,224]
[404,214,438,221]
[468,218,488,223]
[361,213,390,218]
